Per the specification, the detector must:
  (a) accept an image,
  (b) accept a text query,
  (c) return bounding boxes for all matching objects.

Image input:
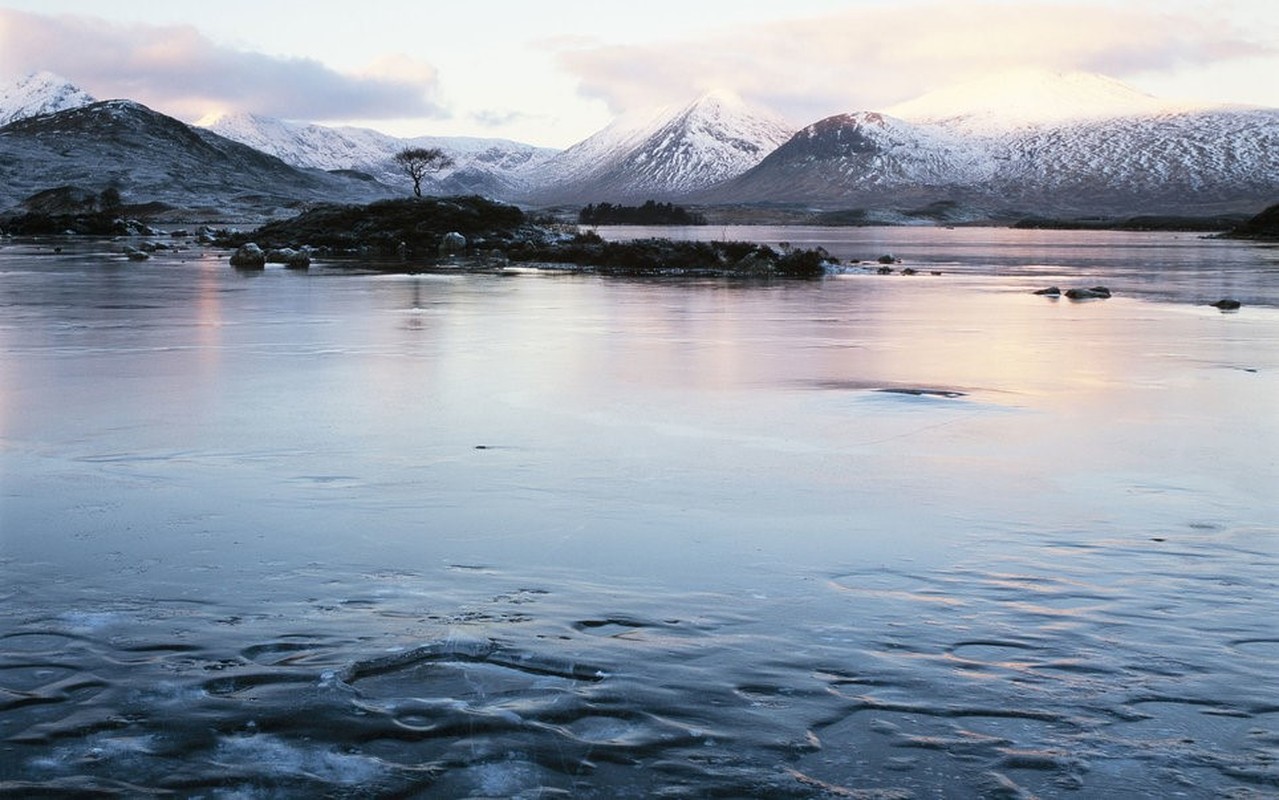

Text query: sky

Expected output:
[0,0,1275,148]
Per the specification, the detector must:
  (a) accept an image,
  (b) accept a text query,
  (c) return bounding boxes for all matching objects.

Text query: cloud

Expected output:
[0,9,447,122]
[470,109,532,128]
[554,2,1273,122]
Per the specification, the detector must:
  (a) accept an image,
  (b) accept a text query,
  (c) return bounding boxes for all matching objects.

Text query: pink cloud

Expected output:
[555,2,1272,120]
[0,9,446,122]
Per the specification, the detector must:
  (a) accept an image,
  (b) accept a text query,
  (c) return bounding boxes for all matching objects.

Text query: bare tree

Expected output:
[392,147,454,198]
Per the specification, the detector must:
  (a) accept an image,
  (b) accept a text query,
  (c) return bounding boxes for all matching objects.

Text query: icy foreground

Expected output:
[2,229,1277,796]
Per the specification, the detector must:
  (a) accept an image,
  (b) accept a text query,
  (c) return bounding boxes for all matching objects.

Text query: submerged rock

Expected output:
[122,245,150,261]
[1065,286,1112,300]
[876,388,967,398]
[1211,298,1242,310]
[1033,286,1061,296]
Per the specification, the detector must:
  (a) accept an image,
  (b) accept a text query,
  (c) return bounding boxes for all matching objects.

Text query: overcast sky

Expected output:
[0,0,1275,147]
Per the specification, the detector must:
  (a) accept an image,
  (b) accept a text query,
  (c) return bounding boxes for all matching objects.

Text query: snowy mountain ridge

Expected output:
[3,70,1277,217]
[196,112,559,199]
[527,90,797,203]
[0,71,96,127]
[707,97,1279,215]
[0,97,394,218]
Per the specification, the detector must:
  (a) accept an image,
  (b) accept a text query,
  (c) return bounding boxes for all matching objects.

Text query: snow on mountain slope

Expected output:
[529,91,796,203]
[986,106,1279,213]
[4,69,1273,217]
[0,99,392,217]
[886,69,1199,132]
[0,71,96,127]
[198,112,558,199]
[712,97,1279,215]
[702,111,995,205]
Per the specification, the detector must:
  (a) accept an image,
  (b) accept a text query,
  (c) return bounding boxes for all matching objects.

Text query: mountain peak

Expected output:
[886,69,1196,131]
[529,91,797,202]
[687,88,747,110]
[0,71,96,127]
[677,89,792,131]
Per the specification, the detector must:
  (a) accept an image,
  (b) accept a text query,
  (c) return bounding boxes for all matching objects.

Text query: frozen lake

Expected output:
[2,227,1278,797]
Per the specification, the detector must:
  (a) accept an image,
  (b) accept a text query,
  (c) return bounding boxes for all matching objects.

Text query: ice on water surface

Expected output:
[1,228,1277,796]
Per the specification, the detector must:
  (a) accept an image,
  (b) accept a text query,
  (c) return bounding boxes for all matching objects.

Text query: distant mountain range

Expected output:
[197,111,558,200]
[707,71,1279,216]
[1,69,1277,220]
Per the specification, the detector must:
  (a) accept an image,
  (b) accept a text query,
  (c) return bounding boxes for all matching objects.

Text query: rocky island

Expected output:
[217,196,831,278]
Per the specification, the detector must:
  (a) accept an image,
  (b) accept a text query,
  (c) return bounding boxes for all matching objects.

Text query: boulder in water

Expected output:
[229,242,266,268]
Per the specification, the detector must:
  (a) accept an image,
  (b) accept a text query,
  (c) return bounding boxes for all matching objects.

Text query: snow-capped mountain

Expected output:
[198,112,558,200]
[885,68,1194,132]
[707,71,1279,216]
[0,99,393,218]
[984,107,1279,214]
[3,69,1275,219]
[0,71,96,127]
[703,111,995,207]
[528,91,796,204]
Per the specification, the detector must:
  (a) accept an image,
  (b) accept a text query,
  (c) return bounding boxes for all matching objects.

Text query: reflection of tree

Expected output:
[403,281,426,331]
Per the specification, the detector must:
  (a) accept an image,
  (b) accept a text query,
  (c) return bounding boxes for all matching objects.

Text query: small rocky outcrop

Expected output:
[0,210,158,236]
[1226,203,1279,240]
[1210,298,1242,310]
[223,196,530,256]
[122,245,150,261]
[1064,286,1112,300]
[506,232,829,277]
[1033,286,1062,296]
[265,247,311,269]
[229,242,266,268]
[438,231,467,256]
